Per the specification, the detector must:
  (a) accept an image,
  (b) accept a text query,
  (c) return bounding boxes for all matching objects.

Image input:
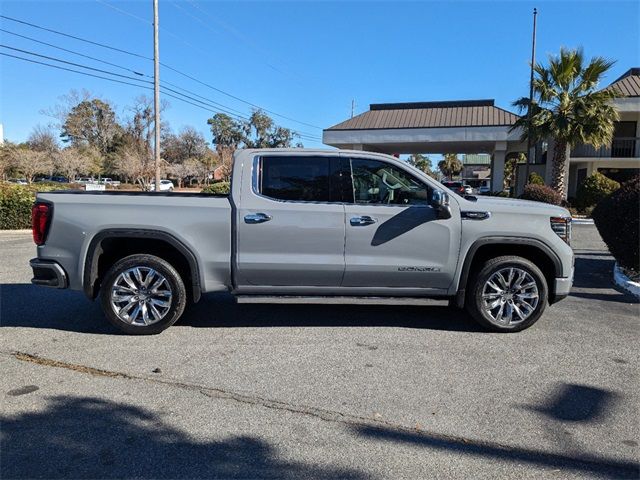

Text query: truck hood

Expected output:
[465,195,571,217]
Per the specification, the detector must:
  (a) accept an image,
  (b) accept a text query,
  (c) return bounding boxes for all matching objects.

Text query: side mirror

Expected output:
[432,189,452,219]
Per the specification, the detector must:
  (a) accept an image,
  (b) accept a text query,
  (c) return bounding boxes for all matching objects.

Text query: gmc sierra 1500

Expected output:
[30,148,574,334]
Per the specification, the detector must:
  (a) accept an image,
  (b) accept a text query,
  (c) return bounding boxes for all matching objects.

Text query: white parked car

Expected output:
[98,178,121,187]
[76,177,95,185]
[149,180,175,192]
[9,178,28,185]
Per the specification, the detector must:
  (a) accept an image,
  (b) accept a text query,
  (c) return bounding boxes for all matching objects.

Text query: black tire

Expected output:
[466,256,548,332]
[99,254,187,335]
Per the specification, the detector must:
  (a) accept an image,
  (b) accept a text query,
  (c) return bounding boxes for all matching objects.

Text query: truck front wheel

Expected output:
[100,254,187,335]
[466,256,548,332]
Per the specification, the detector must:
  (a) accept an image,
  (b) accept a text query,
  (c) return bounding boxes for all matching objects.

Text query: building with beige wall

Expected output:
[323,68,640,196]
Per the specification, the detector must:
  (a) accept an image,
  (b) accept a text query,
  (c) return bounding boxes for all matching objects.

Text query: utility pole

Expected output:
[153,0,161,191]
[524,7,538,183]
[351,99,355,118]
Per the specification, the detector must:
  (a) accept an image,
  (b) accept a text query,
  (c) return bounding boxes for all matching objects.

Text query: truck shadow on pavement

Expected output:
[1,251,634,333]
[0,395,368,479]
[0,284,483,333]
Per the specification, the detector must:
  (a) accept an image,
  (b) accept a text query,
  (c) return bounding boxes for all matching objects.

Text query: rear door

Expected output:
[236,153,348,287]
[342,155,460,290]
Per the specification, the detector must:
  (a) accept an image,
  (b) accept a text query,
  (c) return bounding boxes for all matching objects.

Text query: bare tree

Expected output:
[168,158,202,188]
[114,145,155,188]
[0,142,17,180]
[55,146,98,182]
[12,148,54,183]
[27,125,60,156]
[40,89,92,128]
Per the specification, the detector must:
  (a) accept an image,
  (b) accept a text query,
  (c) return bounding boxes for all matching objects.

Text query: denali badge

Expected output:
[398,266,441,272]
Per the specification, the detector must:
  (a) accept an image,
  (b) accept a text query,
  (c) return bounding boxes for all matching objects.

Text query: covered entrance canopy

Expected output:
[323,99,525,191]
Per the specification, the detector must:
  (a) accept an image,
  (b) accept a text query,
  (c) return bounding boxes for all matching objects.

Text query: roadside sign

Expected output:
[85,183,106,191]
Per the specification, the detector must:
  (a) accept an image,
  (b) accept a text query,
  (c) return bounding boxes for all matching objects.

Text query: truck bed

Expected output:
[36,190,233,294]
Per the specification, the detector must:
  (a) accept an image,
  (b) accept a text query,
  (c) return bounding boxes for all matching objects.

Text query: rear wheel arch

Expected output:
[455,237,561,308]
[83,229,201,303]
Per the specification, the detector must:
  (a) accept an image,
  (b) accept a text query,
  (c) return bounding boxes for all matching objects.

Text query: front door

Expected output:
[236,153,347,287]
[342,156,460,290]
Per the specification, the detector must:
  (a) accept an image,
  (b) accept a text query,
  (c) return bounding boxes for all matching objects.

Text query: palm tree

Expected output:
[438,153,463,180]
[511,48,620,198]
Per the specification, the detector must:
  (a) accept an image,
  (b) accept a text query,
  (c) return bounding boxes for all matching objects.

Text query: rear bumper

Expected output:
[30,258,68,289]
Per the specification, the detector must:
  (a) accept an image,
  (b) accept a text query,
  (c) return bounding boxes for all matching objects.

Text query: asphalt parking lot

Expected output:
[1,225,638,479]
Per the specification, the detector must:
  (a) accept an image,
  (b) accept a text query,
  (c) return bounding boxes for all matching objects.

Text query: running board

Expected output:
[235,295,449,306]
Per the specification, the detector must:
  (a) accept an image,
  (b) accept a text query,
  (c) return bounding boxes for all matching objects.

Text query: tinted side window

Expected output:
[260,156,332,202]
[351,158,431,205]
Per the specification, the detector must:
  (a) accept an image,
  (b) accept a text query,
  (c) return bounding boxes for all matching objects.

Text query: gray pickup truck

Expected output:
[30,148,574,334]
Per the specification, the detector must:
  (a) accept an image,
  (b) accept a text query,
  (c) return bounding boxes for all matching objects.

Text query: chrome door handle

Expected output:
[244,213,272,224]
[350,215,377,226]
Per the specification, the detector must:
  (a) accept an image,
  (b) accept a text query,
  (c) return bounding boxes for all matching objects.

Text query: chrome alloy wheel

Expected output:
[482,267,539,326]
[110,267,173,326]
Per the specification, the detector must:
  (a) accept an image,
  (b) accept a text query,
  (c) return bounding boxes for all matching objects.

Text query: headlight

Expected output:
[550,217,572,245]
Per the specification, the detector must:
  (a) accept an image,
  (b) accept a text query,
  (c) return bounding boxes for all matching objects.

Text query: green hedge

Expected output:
[575,172,620,210]
[201,182,230,195]
[0,183,73,230]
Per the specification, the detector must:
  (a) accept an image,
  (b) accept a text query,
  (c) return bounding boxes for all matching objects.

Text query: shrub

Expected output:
[520,184,562,205]
[575,172,620,210]
[528,172,545,185]
[0,183,74,230]
[201,181,230,195]
[592,176,639,271]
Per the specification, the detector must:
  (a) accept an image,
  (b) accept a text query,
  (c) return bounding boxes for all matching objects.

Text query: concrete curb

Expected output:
[613,263,640,299]
[0,229,32,234]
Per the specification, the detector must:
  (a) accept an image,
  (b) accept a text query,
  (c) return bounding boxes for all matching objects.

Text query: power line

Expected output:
[0,14,150,60]
[0,44,245,120]
[94,0,209,56]
[0,14,323,131]
[0,51,322,142]
[0,28,147,77]
[0,28,253,120]
[0,51,156,90]
[169,0,286,77]
[0,44,153,84]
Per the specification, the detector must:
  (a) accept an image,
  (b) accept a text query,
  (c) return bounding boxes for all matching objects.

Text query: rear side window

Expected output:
[259,156,345,203]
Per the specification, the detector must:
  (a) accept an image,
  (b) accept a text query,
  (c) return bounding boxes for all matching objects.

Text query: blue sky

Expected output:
[1,0,638,148]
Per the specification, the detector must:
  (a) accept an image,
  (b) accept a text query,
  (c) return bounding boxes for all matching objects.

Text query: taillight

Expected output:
[32,203,52,246]
[550,216,571,245]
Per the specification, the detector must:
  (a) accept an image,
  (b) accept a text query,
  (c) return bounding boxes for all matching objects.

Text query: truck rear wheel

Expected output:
[99,254,186,335]
[466,256,548,332]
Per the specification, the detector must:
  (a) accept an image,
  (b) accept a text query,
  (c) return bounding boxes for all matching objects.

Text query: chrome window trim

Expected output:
[250,154,436,210]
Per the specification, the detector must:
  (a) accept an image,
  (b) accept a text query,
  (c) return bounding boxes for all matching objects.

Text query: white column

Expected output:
[491,148,506,192]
